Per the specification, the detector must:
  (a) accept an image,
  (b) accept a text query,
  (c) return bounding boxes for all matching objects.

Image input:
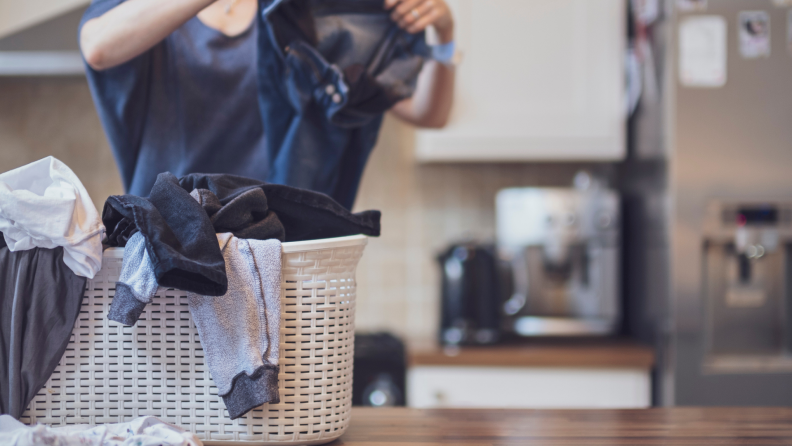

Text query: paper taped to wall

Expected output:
[679,15,727,88]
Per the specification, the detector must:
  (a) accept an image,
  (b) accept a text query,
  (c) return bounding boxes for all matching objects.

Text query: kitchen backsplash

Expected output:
[0,78,592,343]
[352,120,593,342]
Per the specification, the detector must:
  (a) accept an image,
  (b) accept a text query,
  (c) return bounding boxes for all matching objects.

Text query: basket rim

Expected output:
[101,234,368,258]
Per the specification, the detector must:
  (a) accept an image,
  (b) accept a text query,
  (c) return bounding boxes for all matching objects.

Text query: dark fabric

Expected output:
[259,0,430,209]
[0,246,86,419]
[222,365,279,420]
[80,0,267,197]
[103,172,227,296]
[190,188,286,242]
[178,173,380,242]
[107,283,148,326]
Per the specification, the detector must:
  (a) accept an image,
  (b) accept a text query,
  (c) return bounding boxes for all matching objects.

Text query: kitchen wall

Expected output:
[0,77,593,343]
[353,121,595,342]
[0,78,122,210]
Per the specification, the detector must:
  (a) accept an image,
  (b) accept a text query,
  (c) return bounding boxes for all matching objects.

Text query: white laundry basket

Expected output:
[21,234,368,445]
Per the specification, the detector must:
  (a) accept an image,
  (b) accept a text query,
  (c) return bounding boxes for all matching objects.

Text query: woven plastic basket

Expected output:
[21,234,367,445]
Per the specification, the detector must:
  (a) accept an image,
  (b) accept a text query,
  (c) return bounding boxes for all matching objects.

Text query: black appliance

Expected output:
[352,333,406,407]
[438,243,507,345]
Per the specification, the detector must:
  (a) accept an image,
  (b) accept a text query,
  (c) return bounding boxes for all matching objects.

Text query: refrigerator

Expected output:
[661,0,792,406]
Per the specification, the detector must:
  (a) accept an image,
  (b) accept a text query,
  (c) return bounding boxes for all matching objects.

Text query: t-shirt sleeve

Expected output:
[80,0,152,192]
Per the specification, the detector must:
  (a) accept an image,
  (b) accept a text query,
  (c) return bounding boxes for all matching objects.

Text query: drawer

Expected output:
[407,366,650,409]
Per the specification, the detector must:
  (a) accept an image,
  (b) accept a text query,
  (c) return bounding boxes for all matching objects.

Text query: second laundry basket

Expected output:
[21,234,368,445]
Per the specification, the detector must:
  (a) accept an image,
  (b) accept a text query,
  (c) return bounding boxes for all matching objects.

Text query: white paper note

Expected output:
[679,16,727,88]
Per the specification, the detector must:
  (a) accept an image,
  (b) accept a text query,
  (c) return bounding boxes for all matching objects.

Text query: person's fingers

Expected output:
[383,0,400,10]
[396,0,434,28]
[390,0,425,23]
[392,0,424,24]
[388,0,452,36]
[405,7,441,33]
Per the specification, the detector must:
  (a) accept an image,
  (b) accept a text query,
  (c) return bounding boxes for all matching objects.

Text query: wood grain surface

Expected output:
[408,340,655,369]
[329,408,792,445]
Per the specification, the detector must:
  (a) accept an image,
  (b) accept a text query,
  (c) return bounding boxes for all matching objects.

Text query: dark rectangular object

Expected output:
[352,333,406,407]
[738,207,778,225]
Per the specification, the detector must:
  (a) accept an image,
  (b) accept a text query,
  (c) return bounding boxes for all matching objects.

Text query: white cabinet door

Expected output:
[407,366,650,408]
[416,0,626,162]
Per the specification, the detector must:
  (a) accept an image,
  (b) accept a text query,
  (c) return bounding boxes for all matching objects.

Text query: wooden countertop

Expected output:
[408,339,655,369]
[330,407,792,445]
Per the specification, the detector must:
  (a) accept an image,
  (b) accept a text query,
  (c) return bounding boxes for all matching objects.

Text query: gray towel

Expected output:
[108,232,282,419]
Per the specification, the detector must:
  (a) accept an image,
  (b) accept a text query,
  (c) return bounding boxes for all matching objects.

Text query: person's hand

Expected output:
[384,0,455,44]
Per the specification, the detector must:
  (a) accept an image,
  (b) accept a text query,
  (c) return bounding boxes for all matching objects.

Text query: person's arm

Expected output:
[80,0,216,70]
[385,0,455,129]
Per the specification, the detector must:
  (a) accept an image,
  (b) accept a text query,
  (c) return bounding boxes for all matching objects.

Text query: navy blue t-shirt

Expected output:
[81,0,269,196]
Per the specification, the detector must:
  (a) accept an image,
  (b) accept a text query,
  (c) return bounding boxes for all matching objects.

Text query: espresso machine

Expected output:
[495,185,621,336]
[702,202,792,371]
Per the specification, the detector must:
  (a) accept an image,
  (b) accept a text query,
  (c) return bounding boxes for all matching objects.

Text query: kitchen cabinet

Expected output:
[415,0,626,162]
[407,343,653,409]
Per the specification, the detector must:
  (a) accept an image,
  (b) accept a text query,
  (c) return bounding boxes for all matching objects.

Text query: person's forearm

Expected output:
[80,0,216,70]
[391,59,455,129]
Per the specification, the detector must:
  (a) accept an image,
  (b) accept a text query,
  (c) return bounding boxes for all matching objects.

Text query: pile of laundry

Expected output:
[0,157,380,431]
[0,415,202,446]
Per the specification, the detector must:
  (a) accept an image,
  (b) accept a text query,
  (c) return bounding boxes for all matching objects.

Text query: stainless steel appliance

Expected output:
[628,0,792,406]
[666,0,792,406]
[703,202,792,369]
[496,186,621,336]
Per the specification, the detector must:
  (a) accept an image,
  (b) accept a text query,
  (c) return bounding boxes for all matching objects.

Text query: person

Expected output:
[79,0,455,209]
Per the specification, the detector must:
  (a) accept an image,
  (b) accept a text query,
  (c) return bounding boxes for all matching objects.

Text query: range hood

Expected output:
[0,3,88,76]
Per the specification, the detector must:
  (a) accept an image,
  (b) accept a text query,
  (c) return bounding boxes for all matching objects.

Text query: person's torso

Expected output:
[131,17,268,195]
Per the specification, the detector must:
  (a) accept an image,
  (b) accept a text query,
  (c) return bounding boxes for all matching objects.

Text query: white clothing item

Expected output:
[0,156,104,278]
[0,415,203,446]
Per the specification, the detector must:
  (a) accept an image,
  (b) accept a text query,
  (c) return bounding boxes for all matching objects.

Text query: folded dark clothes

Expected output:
[0,244,85,419]
[103,172,228,296]
[178,173,381,242]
